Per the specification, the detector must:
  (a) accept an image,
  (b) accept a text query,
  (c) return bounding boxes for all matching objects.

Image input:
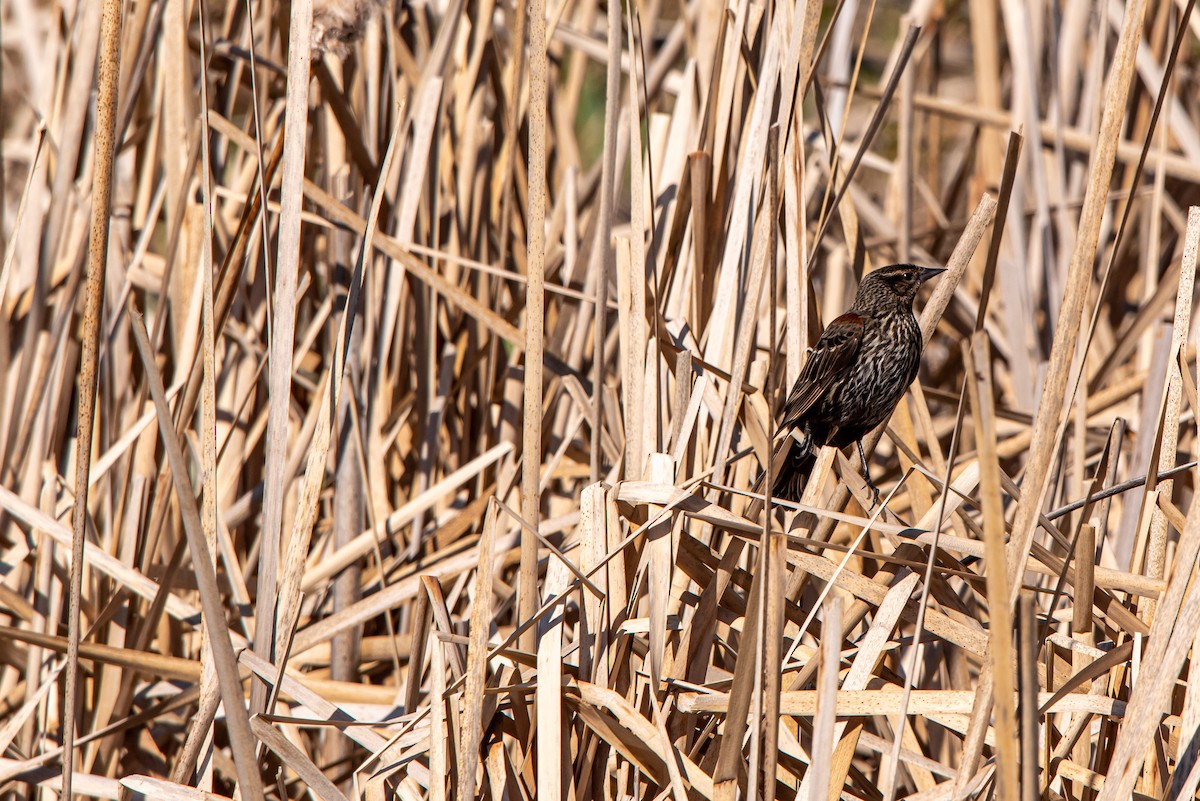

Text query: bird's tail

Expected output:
[747,434,816,516]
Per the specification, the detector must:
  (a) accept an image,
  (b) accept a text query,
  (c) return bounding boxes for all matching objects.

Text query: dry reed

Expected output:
[2,0,1200,799]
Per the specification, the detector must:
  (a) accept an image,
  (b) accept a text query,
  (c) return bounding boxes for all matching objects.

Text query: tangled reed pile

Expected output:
[3,0,1200,798]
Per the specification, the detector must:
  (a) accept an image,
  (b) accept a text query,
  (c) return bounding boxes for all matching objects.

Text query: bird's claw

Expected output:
[856,441,880,509]
[865,481,881,510]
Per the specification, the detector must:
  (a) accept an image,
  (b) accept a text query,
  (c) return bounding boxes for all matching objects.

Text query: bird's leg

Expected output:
[856,440,880,508]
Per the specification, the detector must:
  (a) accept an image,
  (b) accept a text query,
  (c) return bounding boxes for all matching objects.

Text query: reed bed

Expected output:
[3,0,1200,798]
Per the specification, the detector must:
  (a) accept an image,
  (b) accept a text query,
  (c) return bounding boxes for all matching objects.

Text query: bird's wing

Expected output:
[778,311,864,430]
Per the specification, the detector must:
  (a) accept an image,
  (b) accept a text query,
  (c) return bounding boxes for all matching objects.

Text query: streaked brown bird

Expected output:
[761,263,945,505]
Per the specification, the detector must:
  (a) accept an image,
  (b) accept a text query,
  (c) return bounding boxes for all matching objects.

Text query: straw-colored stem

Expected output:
[64,3,123,798]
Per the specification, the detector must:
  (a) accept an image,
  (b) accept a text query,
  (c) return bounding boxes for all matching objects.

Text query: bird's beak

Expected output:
[919,266,946,282]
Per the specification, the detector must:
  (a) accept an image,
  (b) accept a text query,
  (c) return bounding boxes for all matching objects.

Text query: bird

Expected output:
[758,263,945,507]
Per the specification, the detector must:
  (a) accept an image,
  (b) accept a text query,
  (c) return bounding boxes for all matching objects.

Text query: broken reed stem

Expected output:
[966,335,1018,801]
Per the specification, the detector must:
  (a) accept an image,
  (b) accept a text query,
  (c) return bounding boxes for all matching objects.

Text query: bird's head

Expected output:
[856,263,945,307]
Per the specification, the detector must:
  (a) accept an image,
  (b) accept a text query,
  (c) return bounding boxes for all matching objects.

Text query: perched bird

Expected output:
[760,263,945,505]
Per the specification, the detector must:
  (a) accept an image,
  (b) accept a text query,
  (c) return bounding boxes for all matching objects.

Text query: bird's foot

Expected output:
[864,480,881,510]
[855,440,881,509]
